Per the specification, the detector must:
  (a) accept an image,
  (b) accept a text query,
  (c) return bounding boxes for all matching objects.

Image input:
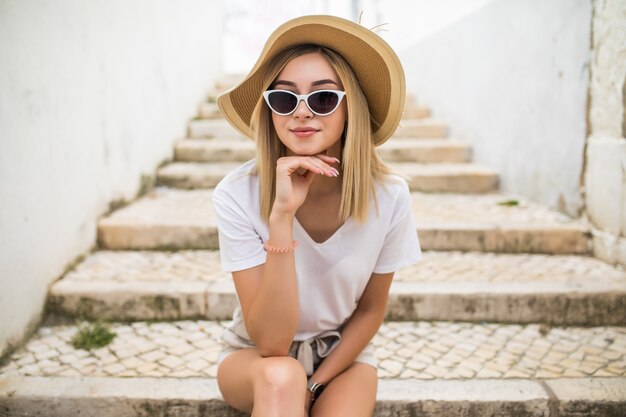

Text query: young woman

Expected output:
[213,15,422,417]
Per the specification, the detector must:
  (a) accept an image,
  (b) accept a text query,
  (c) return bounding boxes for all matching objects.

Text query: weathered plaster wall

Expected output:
[585,0,626,266]
[399,0,591,217]
[0,1,222,358]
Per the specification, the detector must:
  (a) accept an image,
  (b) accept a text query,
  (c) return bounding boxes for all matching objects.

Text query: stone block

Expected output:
[48,281,209,321]
[389,279,626,324]
[375,379,549,417]
[585,138,626,235]
[593,228,626,267]
[545,377,626,417]
[206,280,238,320]
[417,224,590,254]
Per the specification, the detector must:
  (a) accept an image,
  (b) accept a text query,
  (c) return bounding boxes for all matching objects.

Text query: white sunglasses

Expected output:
[263,89,346,116]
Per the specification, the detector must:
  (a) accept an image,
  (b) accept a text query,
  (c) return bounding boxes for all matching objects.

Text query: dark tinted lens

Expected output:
[308,91,339,114]
[268,91,297,114]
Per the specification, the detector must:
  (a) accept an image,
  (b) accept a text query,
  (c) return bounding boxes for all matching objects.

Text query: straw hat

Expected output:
[217,15,405,146]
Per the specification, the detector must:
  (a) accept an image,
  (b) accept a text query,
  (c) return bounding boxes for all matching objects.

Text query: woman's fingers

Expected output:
[283,159,326,177]
[313,154,339,177]
[304,154,340,177]
[278,155,340,178]
[313,154,341,176]
[315,153,341,166]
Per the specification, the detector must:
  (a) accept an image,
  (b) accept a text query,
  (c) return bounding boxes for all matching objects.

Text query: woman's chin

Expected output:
[285,145,325,157]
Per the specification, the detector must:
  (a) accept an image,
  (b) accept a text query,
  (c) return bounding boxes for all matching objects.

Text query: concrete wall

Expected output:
[399,0,591,217]
[585,0,626,266]
[0,0,222,358]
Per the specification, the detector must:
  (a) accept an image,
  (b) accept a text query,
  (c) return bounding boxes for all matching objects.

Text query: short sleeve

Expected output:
[373,182,422,274]
[212,187,266,272]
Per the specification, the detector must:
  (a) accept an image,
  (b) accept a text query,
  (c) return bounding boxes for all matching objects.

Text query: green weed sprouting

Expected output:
[497,199,519,207]
[71,321,117,350]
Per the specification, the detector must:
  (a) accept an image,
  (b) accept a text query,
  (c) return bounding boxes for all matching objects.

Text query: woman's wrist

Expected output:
[268,207,295,249]
[263,240,297,253]
[269,206,296,223]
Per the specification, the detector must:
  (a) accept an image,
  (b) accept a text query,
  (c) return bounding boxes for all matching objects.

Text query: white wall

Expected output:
[399,0,591,216]
[221,0,493,75]
[0,0,222,358]
[222,0,354,74]
[585,0,626,266]
[362,0,494,52]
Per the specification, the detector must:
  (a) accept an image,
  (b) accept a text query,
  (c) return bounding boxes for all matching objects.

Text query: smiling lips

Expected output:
[291,127,319,138]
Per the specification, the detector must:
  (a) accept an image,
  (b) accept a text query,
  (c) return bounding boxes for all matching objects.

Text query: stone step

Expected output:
[1,320,624,416]
[197,102,223,119]
[5,376,625,417]
[198,102,431,120]
[389,162,498,193]
[174,138,472,163]
[188,118,448,139]
[48,250,626,325]
[395,119,448,138]
[189,119,242,138]
[403,104,431,119]
[175,138,256,162]
[3,376,625,417]
[379,139,471,162]
[156,161,498,193]
[97,188,590,254]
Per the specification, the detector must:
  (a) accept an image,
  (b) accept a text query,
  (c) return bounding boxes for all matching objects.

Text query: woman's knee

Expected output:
[252,356,307,393]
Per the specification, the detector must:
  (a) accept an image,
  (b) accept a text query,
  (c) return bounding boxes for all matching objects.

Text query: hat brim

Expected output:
[218,15,405,146]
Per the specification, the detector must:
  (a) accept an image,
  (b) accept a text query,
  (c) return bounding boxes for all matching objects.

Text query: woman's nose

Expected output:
[293,99,312,118]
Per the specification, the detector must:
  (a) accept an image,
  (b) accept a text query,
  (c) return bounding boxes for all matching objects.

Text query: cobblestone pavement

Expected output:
[397,252,626,283]
[2,321,624,380]
[65,251,224,283]
[62,250,625,285]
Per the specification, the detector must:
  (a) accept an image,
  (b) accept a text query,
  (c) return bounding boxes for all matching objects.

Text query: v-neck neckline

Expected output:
[294,216,352,246]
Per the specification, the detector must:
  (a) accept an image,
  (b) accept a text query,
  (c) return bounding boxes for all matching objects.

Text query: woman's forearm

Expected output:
[309,307,385,384]
[246,210,299,356]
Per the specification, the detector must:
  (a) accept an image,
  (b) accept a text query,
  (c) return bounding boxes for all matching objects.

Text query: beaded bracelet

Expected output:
[263,240,298,254]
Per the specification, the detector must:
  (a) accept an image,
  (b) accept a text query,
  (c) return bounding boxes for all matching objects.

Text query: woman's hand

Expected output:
[272,154,340,216]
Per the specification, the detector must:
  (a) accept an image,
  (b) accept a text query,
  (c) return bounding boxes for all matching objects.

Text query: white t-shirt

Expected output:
[212,159,422,341]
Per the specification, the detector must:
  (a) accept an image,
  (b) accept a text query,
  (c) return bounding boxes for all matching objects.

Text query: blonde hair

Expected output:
[251,45,391,223]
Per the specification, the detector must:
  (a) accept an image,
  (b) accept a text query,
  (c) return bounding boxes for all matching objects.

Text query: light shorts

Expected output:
[217,327,377,377]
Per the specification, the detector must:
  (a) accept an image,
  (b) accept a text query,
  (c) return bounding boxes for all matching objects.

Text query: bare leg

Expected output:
[217,348,308,416]
[310,363,377,417]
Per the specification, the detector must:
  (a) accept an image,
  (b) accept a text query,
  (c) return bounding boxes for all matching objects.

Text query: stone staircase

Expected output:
[1,83,625,416]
